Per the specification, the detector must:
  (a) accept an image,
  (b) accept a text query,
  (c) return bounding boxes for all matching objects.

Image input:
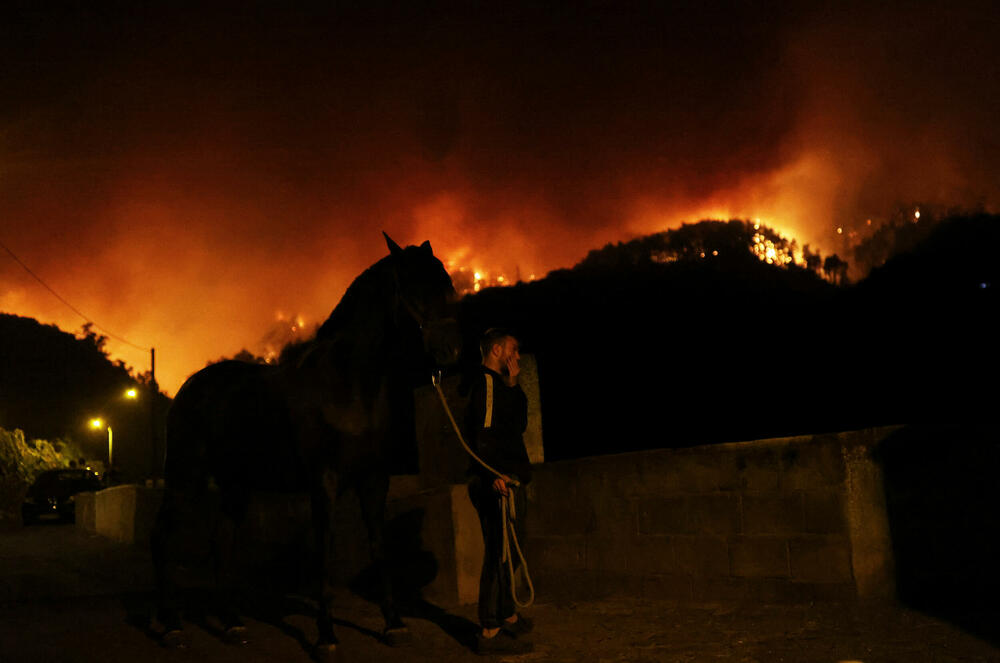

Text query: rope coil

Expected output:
[431,371,535,608]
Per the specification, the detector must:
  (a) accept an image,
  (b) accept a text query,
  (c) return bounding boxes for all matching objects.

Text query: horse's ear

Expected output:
[383,232,403,257]
[420,240,433,254]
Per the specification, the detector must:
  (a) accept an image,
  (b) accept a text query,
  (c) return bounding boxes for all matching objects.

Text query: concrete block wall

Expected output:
[76,426,898,607]
[525,428,897,603]
[384,483,484,605]
[75,490,97,533]
[76,484,163,545]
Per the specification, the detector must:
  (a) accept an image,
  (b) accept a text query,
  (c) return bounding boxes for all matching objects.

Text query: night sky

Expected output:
[2,1,998,393]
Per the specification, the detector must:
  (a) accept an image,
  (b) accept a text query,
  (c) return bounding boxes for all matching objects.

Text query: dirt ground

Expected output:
[1,524,997,663]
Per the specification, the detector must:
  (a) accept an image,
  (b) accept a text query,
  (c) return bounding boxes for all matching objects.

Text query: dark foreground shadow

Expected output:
[125,585,478,657]
[402,598,481,650]
[349,506,480,649]
[879,424,1000,645]
[243,592,386,656]
[124,586,388,657]
[125,504,478,654]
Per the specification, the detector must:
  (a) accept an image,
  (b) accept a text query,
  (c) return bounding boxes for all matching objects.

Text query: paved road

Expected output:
[1,524,998,662]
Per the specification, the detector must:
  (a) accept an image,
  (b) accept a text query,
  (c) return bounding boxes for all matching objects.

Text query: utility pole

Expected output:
[149,347,159,482]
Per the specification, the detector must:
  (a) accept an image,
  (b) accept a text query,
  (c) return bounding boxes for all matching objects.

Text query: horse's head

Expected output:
[384,233,462,367]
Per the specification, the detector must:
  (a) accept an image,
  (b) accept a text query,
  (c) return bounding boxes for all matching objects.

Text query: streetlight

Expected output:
[86,386,140,484]
[89,418,113,482]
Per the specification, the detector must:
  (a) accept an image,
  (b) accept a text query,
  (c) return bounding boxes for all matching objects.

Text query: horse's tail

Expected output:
[153,373,216,630]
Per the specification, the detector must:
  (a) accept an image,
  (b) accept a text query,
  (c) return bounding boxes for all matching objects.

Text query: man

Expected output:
[465,328,535,655]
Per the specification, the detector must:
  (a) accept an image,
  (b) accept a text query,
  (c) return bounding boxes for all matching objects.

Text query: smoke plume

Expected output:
[1,3,996,393]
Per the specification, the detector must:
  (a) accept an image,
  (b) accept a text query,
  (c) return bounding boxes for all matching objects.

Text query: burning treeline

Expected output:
[79,205,971,377]
[442,207,943,297]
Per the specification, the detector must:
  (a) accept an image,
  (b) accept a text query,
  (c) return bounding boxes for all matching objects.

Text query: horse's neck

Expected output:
[296,263,411,384]
[331,318,395,364]
[300,309,403,378]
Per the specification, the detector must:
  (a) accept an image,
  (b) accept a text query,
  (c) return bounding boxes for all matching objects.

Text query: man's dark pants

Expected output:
[469,478,527,629]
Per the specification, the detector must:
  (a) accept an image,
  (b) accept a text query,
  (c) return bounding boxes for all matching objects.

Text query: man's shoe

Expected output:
[475,631,533,655]
[501,614,534,637]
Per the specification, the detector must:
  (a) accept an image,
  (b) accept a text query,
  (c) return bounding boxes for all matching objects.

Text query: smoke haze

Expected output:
[2,2,997,393]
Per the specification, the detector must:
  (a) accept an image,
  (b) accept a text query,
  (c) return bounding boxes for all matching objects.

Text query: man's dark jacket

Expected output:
[465,366,532,485]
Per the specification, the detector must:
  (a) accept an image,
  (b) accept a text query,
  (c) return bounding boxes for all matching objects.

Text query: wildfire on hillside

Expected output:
[258,312,310,363]
[445,258,537,297]
[445,216,849,297]
[4,0,994,397]
[751,220,798,267]
[448,267,538,296]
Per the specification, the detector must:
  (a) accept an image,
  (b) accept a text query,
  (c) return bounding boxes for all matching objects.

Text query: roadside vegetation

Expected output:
[0,426,86,527]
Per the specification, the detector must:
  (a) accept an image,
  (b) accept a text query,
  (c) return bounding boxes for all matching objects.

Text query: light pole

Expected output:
[89,418,113,480]
[87,387,140,485]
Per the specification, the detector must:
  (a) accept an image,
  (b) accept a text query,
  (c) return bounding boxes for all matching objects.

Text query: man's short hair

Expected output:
[480,327,517,359]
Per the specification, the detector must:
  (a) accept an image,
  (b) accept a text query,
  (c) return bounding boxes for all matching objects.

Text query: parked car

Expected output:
[21,468,102,524]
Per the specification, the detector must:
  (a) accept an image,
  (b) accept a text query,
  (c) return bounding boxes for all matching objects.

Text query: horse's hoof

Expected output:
[223,625,249,646]
[314,642,338,662]
[383,626,412,647]
[161,629,189,649]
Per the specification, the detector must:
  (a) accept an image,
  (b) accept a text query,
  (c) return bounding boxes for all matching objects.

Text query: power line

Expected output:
[0,237,151,351]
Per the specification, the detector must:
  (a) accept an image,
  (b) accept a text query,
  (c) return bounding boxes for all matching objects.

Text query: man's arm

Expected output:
[466,373,513,494]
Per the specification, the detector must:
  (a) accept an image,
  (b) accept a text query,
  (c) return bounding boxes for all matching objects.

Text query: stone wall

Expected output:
[77,412,908,607]
[524,428,897,603]
[77,484,163,545]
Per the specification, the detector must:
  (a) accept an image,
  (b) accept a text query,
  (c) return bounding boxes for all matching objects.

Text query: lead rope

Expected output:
[431,372,535,608]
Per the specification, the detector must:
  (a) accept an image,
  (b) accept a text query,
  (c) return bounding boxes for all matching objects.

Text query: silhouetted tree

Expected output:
[823,254,848,285]
[577,219,802,272]
[803,244,822,274]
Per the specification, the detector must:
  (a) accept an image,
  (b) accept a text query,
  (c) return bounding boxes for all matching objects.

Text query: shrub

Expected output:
[0,427,85,528]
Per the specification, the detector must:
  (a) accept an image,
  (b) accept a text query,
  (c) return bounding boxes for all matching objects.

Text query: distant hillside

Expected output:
[458,215,999,460]
[4,214,994,469]
[0,314,168,480]
[574,219,842,284]
[858,213,999,295]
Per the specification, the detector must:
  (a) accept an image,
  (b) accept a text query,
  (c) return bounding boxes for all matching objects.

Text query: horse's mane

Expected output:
[315,255,392,340]
[278,241,453,370]
[275,256,393,369]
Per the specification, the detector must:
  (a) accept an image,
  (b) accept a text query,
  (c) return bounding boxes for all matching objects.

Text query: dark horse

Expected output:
[151,235,460,658]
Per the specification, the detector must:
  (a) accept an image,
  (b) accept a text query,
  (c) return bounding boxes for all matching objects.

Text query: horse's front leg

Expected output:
[152,488,187,646]
[358,471,411,646]
[214,491,249,645]
[312,470,339,659]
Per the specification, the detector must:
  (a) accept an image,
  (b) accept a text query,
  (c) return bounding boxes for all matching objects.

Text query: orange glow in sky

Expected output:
[2,3,998,395]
